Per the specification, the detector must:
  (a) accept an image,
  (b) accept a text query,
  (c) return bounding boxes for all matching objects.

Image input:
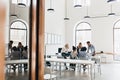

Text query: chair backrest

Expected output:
[10,51,21,60]
[44,67,52,74]
[58,48,62,53]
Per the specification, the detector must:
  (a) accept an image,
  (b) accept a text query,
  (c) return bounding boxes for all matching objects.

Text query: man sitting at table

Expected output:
[86,41,96,56]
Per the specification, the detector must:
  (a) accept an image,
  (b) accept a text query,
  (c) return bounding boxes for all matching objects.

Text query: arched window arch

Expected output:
[75,22,91,46]
[9,19,27,47]
[113,20,120,54]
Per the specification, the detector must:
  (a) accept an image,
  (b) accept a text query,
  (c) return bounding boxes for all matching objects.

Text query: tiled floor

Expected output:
[6,61,120,80]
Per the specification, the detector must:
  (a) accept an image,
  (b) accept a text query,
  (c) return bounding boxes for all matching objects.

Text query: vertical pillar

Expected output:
[0,0,6,80]
[30,0,45,80]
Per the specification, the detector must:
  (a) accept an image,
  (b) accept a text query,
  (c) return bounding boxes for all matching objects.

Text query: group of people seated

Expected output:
[61,41,95,71]
[8,40,28,60]
[8,40,28,72]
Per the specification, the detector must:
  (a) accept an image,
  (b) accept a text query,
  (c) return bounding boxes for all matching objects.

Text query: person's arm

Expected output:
[61,47,65,53]
[87,47,89,53]
[91,45,95,56]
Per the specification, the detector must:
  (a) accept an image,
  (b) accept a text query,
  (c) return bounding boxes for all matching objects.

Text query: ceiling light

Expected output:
[47,0,54,12]
[10,14,18,17]
[18,3,26,7]
[84,16,90,18]
[108,4,116,16]
[47,8,54,11]
[108,13,116,16]
[17,0,27,7]
[64,18,70,20]
[74,5,82,8]
[107,0,116,3]
[64,0,69,20]
[84,6,90,18]
[74,0,82,8]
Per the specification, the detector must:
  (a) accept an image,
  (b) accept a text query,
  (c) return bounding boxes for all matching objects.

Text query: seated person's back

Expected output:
[10,46,21,60]
[78,47,88,60]
[70,46,77,59]
[22,46,28,59]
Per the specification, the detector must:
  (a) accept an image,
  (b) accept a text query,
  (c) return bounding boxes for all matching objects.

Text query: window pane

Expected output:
[114,29,120,54]
[10,29,26,46]
[11,21,26,29]
[77,23,91,30]
[114,21,120,28]
[76,31,91,46]
[76,22,91,46]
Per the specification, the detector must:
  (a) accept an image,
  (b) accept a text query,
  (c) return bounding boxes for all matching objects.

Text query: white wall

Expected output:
[66,0,120,53]
[45,0,66,55]
[5,0,10,43]
[9,0,29,24]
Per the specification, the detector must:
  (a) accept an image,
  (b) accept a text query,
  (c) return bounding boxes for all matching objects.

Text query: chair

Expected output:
[44,67,57,80]
[8,51,21,72]
[100,54,107,63]
[91,56,101,75]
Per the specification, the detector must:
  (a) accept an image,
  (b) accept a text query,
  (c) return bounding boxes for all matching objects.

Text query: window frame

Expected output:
[9,19,28,46]
[75,22,91,46]
[113,19,120,54]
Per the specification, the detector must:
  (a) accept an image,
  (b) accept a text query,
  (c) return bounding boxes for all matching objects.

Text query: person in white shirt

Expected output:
[61,43,71,70]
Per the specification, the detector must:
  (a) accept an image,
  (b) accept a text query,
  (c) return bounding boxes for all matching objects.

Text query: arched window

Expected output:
[75,22,91,46]
[113,20,120,54]
[10,20,27,46]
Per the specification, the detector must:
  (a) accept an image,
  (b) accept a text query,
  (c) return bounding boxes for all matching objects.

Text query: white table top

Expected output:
[46,58,94,65]
[6,59,28,64]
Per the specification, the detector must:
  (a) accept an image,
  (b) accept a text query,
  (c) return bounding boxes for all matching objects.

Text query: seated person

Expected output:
[9,46,21,72]
[61,43,71,70]
[10,46,21,60]
[86,41,96,56]
[22,46,28,59]
[61,43,71,58]
[77,42,82,54]
[70,46,78,71]
[78,47,88,71]
[22,46,28,71]
[78,47,88,60]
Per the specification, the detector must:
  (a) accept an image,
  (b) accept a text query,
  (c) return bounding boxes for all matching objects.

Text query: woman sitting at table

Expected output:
[61,43,71,70]
[78,47,89,71]
[70,46,78,71]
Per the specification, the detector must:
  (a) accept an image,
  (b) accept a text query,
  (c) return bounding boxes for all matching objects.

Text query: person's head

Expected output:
[78,42,82,48]
[18,42,23,47]
[65,43,69,49]
[9,40,13,48]
[12,46,17,51]
[72,46,77,51]
[10,40,13,44]
[86,41,91,47]
[81,47,87,51]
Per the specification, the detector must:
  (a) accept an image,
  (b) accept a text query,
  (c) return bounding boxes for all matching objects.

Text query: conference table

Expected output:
[6,59,28,72]
[46,58,95,80]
